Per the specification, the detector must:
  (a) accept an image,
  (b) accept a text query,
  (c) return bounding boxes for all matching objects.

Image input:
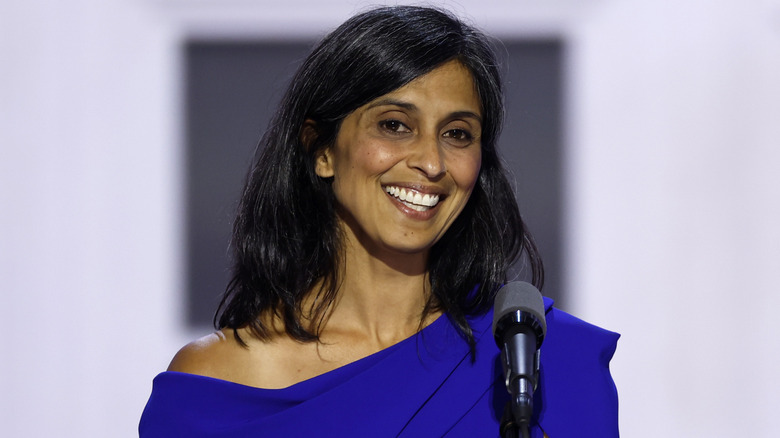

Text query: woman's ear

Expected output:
[302,119,335,178]
[314,146,335,178]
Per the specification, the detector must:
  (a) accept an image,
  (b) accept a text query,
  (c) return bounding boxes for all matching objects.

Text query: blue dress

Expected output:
[139,298,619,437]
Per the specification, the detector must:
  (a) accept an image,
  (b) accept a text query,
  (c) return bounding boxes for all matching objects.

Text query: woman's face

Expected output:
[315,60,482,257]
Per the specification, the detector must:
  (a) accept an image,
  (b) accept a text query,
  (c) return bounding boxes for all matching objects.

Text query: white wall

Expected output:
[568,1,780,436]
[1,1,183,435]
[1,0,778,436]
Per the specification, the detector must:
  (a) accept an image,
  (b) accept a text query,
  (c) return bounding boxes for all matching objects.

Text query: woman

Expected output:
[140,6,619,437]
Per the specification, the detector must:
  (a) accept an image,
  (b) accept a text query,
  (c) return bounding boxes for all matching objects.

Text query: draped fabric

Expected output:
[140,298,619,437]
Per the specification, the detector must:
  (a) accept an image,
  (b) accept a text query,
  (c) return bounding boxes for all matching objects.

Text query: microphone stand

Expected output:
[500,402,529,438]
[499,326,538,438]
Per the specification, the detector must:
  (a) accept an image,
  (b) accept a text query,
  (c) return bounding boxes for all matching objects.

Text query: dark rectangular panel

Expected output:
[184,39,564,328]
[500,41,565,308]
[185,41,314,326]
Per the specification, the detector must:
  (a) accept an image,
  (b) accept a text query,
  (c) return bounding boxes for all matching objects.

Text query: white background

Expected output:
[2,0,779,436]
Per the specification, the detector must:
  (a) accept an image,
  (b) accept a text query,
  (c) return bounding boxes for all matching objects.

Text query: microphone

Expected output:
[493,281,547,435]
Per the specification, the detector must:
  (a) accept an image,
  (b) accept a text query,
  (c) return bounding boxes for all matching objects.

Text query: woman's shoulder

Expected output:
[535,299,620,437]
[165,327,284,388]
[165,326,329,389]
[167,329,245,377]
[167,331,225,372]
[544,298,620,356]
[141,330,265,436]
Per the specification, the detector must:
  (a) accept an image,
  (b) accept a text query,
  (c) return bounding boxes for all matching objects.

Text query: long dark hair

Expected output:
[216,6,543,349]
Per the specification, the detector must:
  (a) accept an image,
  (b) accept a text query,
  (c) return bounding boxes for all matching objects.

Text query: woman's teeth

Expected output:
[384,186,440,211]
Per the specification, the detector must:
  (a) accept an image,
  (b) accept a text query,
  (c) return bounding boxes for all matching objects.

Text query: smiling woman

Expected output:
[140,6,619,438]
[314,60,483,258]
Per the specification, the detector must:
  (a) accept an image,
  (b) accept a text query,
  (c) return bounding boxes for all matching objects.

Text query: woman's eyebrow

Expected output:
[449,110,482,124]
[366,98,416,111]
[366,99,482,124]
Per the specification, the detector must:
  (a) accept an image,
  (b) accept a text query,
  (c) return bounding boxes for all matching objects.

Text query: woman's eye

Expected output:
[379,120,410,133]
[443,129,473,143]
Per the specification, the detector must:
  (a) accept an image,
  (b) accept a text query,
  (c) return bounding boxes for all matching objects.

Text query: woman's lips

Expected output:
[383,185,441,212]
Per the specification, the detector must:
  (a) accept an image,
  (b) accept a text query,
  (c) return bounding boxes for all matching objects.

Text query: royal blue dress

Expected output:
[140,298,619,437]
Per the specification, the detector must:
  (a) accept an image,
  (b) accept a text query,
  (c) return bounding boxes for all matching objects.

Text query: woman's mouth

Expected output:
[384,185,441,212]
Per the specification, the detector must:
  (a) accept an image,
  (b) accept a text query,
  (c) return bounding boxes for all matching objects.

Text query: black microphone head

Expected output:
[492,281,547,347]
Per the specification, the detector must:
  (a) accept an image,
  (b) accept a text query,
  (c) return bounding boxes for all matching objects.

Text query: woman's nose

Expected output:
[407,135,446,179]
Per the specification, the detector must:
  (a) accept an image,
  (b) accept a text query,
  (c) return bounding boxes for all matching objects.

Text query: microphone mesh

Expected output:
[492,281,547,336]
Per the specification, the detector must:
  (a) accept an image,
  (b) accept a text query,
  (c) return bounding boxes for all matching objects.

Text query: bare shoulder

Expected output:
[166,327,301,387]
[165,323,357,389]
[167,329,247,377]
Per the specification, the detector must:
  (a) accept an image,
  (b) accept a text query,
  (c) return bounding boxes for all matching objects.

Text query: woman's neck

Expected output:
[309,228,439,348]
